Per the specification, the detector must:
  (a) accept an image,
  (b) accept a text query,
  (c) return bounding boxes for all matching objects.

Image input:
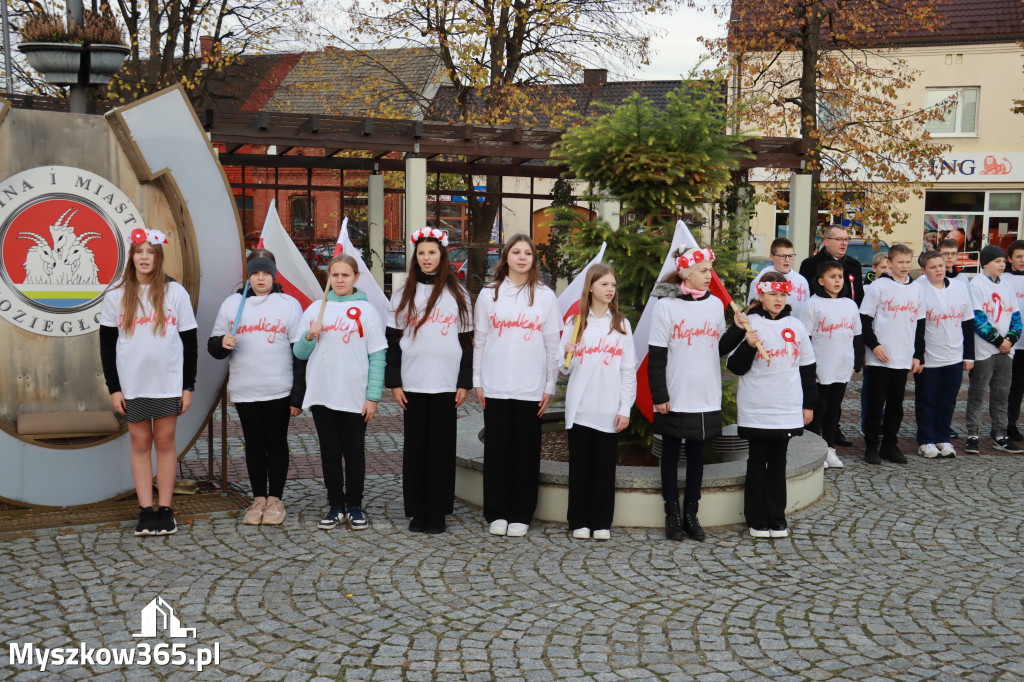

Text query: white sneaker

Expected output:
[488,519,508,536]
[937,442,956,458]
[749,527,771,538]
[918,443,940,459]
[506,522,529,537]
[571,527,590,539]
[592,529,611,541]
[825,447,844,469]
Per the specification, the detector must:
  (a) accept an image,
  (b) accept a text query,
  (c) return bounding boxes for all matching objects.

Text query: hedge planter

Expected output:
[87,44,129,85]
[18,42,84,85]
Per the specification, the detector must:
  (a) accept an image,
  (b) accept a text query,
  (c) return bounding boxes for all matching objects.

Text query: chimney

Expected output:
[583,68,608,85]
[200,36,214,60]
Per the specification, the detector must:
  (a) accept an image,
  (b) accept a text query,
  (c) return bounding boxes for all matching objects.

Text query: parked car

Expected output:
[449,246,501,281]
[384,249,406,273]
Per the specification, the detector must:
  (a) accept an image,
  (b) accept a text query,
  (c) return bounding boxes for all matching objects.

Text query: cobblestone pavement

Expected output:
[3,378,1024,680]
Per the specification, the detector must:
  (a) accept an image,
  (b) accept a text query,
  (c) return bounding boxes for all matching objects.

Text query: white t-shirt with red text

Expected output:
[747,266,811,315]
[914,278,972,367]
[389,283,472,393]
[970,273,1019,362]
[798,294,861,385]
[212,292,303,402]
[301,299,387,413]
[648,294,726,413]
[472,279,561,401]
[99,281,198,400]
[735,314,815,430]
[1004,271,1024,351]
[559,310,637,433]
[860,275,924,370]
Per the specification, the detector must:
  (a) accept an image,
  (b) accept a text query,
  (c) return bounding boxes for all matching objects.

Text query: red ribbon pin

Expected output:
[347,306,364,337]
[781,328,797,344]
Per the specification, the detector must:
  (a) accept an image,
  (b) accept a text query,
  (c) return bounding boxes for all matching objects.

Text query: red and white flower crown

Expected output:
[410,227,449,247]
[129,228,168,245]
[756,280,793,293]
[675,247,715,271]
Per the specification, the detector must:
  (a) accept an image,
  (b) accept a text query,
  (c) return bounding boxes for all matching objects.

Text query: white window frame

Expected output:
[925,87,979,137]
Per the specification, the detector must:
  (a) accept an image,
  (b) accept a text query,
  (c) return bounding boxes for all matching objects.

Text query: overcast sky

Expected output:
[621,4,726,81]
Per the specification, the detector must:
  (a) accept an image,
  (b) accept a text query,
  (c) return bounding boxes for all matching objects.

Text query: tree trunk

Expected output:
[799,0,823,250]
[464,174,502,296]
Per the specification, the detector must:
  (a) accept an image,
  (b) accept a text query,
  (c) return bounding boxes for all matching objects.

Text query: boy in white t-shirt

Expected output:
[965,245,1024,454]
[859,243,924,465]
[913,251,974,459]
[799,261,862,469]
[1002,240,1024,441]
[747,238,811,315]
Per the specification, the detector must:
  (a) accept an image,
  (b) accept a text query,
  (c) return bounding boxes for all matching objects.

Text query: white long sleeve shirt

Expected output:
[388,283,472,393]
[559,311,637,433]
[473,279,561,400]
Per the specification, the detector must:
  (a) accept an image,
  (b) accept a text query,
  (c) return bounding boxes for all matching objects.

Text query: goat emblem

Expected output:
[19,209,102,284]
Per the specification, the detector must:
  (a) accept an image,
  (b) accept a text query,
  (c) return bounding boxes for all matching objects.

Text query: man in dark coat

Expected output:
[798,226,864,305]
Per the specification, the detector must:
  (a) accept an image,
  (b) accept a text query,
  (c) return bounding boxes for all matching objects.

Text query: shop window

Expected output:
[925,87,979,136]
[990,193,1022,212]
[925,191,985,213]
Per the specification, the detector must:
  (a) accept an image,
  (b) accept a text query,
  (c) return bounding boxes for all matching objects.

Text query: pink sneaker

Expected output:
[262,498,286,525]
[243,498,267,525]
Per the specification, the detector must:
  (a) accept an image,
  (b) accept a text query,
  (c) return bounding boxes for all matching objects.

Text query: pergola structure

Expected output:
[4,95,812,282]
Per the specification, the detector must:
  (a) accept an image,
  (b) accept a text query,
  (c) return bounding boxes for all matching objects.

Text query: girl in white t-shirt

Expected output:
[648,246,734,542]
[99,228,198,537]
[559,264,636,541]
[724,271,817,539]
[294,254,387,532]
[209,249,304,526]
[386,228,473,535]
[473,234,561,538]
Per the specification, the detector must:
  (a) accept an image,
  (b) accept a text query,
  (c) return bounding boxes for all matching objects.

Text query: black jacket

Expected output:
[799,249,864,305]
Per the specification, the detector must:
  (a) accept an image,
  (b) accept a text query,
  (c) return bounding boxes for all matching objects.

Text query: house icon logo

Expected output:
[132,597,196,639]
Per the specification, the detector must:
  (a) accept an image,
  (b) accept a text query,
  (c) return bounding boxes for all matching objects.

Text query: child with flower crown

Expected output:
[208,249,305,526]
[99,227,198,537]
[559,264,636,541]
[723,270,817,539]
[648,245,741,542]
[386,227,473,535]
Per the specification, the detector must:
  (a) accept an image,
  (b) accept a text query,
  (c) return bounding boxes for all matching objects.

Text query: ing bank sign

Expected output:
[0,166,143,336]
[928,153,1024,183]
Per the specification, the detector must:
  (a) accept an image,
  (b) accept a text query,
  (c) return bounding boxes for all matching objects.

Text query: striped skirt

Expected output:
[120,397,182,423]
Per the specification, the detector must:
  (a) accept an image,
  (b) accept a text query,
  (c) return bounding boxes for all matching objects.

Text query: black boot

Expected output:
[664,499,684,541]
[682,500,705,541]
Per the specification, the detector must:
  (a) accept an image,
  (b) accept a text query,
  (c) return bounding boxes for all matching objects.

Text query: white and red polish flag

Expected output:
[556,242,607,322]
[256,200,322,309]
[634,220,733,421]
[332,216,390,324]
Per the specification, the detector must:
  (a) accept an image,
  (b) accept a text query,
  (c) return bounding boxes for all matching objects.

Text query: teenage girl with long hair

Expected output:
[386,228,473,534]
[208,249,304,526]
[100,228,198,537]
[559,264,636,541]
[473,234,561,538]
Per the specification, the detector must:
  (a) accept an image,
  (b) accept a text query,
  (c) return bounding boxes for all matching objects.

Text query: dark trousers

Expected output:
[744,436,789,529]
[235,397,291,499]
[914,363,962,445]
[660,437,704,503]
[808,382,847,447]
[863,366,909,450]
[403,391,457,518]
[483,398,541,524]
[311,405,366,509]
[567,425,618,531]
[1008,349,1024,429]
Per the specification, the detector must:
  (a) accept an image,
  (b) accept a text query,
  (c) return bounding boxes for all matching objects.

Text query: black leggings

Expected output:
[809,382,847,448]
[311,405,366,509]
[744,435,789,529]
[403,391,457,518]
[235,397,291,499]
[660,437,704,503]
